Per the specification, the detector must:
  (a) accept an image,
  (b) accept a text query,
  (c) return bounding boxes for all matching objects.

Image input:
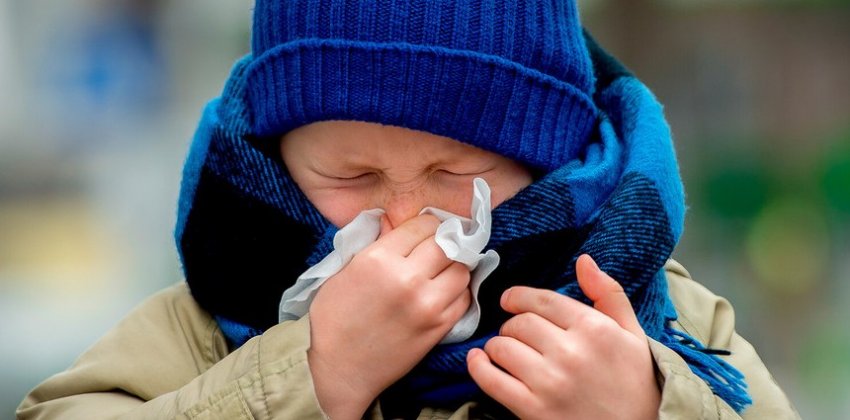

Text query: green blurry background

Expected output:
[1,0,848,417]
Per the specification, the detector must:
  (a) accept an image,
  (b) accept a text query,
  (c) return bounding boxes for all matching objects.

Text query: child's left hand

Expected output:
[467,254,661,420]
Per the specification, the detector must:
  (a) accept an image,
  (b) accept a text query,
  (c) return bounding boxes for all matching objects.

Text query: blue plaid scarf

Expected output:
[175,39,751,414]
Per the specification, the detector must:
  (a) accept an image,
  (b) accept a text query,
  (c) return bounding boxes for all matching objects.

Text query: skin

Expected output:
[280,120,660,420]
[280,120,532,228]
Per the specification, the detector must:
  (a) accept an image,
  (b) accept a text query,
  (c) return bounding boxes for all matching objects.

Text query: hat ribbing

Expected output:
[246,0,598,171]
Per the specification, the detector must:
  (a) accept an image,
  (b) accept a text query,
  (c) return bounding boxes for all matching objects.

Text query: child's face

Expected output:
[281,120,533,228]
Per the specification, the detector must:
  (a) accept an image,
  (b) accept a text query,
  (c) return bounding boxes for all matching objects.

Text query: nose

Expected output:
[382,189,429,228]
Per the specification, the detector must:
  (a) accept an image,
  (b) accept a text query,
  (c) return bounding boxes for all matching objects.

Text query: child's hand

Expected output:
[467,254,661,420]
[307,214,472,419]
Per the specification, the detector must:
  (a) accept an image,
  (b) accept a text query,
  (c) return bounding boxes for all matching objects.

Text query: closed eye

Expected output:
[328,172,377,181]
[435,169,485,177]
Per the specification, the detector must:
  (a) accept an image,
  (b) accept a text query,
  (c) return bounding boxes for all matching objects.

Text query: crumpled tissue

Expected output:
[278,178,500,343]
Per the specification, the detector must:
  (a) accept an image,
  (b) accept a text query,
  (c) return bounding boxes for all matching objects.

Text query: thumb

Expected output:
[576,254,645,338]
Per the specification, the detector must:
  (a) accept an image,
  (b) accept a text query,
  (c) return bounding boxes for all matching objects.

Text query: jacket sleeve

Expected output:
[652,261,800,419]
[16,283,329,420]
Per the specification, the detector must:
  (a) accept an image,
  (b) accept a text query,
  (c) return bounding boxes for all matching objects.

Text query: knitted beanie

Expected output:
[245,0,598,172]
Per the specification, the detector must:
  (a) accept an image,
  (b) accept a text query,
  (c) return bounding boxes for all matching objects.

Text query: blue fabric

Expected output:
[176,4,751,410]
[177,54,751,412]
[245,0,598,172]
[382,76,748,412]
[215,315,263,348]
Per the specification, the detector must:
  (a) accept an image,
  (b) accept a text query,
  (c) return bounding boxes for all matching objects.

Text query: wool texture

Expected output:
[174,0,752,413]
[247,0,597,172]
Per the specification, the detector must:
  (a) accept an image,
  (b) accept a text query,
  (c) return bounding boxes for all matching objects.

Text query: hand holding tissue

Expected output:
[279,178,499,343]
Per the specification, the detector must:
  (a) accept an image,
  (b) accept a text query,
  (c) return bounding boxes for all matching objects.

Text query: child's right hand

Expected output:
[306,214,472,419]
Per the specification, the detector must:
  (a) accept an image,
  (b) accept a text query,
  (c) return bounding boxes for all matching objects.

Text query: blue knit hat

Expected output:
[245,0,598,171]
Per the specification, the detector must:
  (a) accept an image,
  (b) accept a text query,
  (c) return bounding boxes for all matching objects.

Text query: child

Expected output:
[19,1,798,419]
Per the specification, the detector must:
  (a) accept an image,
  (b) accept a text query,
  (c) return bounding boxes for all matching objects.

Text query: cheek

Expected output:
[490,182,527,209]
[489,171,533,208]
[417,175,478,213]
[315,183,474,227]
[430,185,474,216]
[303,177,514,228]
[304,189,371,228]
[428,176,527,216]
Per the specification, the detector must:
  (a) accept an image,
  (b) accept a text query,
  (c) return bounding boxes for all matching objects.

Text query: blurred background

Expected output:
[0,0,847,417]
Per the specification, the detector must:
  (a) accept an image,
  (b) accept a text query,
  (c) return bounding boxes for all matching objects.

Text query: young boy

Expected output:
[19,1,798,419]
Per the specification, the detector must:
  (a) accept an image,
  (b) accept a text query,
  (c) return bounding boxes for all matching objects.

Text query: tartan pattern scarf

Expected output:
[175,39,751,414]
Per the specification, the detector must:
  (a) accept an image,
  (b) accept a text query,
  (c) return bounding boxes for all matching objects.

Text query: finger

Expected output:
[378,213,393,238]
[499,312,567,356]
[443,285,472,325]
[467,348,534,414]
[482,336,545,386]
[407,235,454,278]
[576,254,644,337]
[375,214,440,257]
[500,286,589,330]
[427,262,471,308]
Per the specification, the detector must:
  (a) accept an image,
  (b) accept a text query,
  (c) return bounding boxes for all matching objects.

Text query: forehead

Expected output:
[282,120,498,164]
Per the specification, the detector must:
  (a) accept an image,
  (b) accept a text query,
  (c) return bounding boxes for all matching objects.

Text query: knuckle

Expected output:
[553,340,578,364]
[412,295,442,319]
[501,313,529,336]
[407,214,439,236]
[399,269,426,285]
[418,213,441,226]
[457,289,472,309]
[606,287,629,306]
[534,289,561,310]
[478,369,503,394]
[598,312,620,330]
[577,311,601,329]
[391,273,425,300]
[449,262,471,282]
[534,361,573,395]
[498,319,513,337]
[450,260,466,273]
[580,312,616,336]
[484,337,507,361]
[541,363,578,390]
[443,295,469,325]
[608,279,626,294]
[357,246,389,265]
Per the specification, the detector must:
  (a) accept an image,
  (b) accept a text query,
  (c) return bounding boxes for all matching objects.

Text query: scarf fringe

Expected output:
[661,325,753,413]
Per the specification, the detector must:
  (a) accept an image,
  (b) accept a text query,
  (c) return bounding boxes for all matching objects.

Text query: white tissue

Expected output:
[278,178,500,344]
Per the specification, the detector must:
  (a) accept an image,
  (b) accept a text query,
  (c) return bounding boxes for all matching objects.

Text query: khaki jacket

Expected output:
[18,261,798,419]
